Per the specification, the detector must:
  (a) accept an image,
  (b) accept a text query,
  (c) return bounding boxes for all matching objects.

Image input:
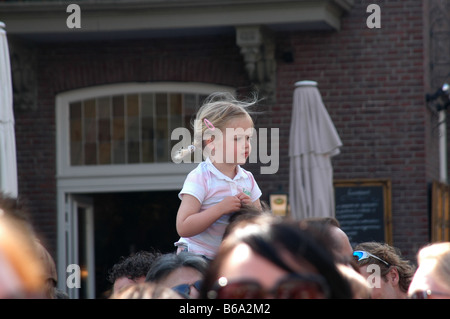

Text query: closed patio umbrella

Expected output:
[0,22,18,198]
[289,81,342,220]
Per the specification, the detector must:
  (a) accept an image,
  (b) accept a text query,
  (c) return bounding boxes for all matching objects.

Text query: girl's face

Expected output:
[210,115,253,166]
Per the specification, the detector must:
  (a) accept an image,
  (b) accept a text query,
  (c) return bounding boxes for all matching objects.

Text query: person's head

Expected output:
[353,242,415,299]
[145,252,208,299]
[201,218,352,299]
[107,250,158,294]
[408,242,450,299]
[0,214,46,298]
[175,92,257,165]
[223,201,273,240]
[109,282,183,299]
[0,193,50,298]
[0,192,33,230]
[34,240,58,299]
[299,217,354,265]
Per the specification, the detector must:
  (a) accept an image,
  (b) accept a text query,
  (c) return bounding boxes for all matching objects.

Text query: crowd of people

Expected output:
[1,188,450,299]
[105,209,450,300]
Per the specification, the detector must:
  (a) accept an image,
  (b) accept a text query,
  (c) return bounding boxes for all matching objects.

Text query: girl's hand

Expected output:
[217,196,242,215]
[236,192,252,206]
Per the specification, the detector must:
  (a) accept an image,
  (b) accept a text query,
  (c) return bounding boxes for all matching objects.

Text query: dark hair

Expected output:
[223,202,273,240]
[107,250,158,284]
[298,217,352,264]
[201,218,353,299]
[145,252,208,283]
[300,217,341,228]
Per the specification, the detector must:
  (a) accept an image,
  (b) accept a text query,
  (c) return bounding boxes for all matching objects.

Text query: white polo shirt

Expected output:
[175,157,262,259]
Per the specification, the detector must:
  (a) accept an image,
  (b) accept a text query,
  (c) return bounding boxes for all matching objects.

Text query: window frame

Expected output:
[56,82,235,192]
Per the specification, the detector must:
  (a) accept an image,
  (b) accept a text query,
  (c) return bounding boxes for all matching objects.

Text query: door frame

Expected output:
[64,194,95,299]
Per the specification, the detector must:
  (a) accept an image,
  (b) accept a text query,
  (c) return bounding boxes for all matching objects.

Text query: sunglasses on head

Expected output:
[207,273,330,299]
[172,280,202,298]
[353,250,390,267]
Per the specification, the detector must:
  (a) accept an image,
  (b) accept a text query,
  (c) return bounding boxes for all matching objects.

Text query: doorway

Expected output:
[72,190,180,298]
[67,195,95,299]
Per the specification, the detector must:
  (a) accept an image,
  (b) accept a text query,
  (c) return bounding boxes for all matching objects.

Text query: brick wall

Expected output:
[262,0,433,260]
[14,0,434,261]
[14,34,249,258]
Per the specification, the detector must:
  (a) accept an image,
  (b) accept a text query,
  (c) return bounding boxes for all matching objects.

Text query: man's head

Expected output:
[354,242,415,299]
[108,250,158,294]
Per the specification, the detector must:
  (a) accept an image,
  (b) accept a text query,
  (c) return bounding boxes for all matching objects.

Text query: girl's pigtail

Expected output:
[173,118,204,162]
[174,144,196,162]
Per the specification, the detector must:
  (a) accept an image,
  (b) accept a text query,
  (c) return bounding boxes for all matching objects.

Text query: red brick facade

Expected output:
[273,0,434,260]
[12,0,436,262]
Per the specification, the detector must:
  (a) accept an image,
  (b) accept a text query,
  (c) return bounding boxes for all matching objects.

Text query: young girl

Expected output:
[174,92,262,259]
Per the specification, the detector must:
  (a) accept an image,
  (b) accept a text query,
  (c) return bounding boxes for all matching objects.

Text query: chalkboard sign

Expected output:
[334,179,392,246]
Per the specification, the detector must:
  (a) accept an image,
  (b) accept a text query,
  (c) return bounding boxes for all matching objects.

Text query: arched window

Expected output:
[68,91,204,166]
[56,82,234,191]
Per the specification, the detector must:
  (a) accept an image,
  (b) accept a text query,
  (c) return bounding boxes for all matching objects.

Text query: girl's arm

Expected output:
[176,194,242,237]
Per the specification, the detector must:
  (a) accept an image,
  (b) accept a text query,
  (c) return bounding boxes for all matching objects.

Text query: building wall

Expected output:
[269,0,433,260]
[13,0,434,261]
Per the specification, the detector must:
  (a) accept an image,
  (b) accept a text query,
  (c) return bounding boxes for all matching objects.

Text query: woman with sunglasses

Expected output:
[145,252,208,299]
[200,216,352,299]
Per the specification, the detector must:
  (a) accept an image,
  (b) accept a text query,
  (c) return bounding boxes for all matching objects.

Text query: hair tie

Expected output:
[204,118,215,131]
[187,145,196,153]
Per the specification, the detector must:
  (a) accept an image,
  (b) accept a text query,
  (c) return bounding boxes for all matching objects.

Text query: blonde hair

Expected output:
[337,263,372,299]
[174,92,257,161]
[0,215,46,298]
[417,242,450,291]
